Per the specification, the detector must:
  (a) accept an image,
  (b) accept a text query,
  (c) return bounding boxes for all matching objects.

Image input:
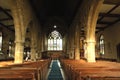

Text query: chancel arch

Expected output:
[79,0,104,62]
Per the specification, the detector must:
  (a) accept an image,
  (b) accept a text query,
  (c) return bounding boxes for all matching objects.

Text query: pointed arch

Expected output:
[0,32,2,52]
[99,34,105,55]
[48,30,62,51]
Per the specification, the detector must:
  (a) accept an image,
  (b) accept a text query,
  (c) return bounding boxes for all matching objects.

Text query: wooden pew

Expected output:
[80,71,120,80]
[0,73,34,80]
[0,68,37,80]
[60,59,120,80]
[0,59,51,80]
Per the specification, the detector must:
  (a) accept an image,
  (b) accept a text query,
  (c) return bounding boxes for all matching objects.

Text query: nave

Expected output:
[47,60,64,80]
[0,58,120,80]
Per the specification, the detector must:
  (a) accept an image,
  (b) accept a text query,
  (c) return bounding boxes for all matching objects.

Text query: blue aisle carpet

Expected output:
[47,60,63,80]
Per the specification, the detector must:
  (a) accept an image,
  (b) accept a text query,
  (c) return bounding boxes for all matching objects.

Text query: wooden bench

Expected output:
[60,59,120,80]
[0,68,37,80]
[80,71,120,80]
[0,73,35,80]
[0,59,51,80]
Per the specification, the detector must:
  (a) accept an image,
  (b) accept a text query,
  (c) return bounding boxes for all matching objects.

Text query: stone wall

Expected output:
[96,22,120,60]
[0,25,14,60]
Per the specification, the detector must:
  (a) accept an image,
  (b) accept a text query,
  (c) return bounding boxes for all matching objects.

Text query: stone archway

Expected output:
[24,24,32,61]
[10,0,39,63]
[79,0,104,62]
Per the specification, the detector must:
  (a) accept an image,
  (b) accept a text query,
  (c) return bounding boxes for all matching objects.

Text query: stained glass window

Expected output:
[48,30,62,50]
[0,32,2,53]
[99,35,104,55]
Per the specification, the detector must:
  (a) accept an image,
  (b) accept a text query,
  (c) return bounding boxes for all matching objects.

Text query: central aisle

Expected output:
[47,60,64,80]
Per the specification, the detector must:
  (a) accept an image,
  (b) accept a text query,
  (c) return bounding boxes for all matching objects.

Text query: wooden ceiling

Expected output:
[0,6,14,31]
[96,0,120,32]
[0,0,120,35]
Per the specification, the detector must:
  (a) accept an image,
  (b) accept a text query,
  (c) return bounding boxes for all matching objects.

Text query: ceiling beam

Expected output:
[99,13,120,17]
[96,18,120,32]
[95,27,104,33]
[104,0,120,5]
[98,4,120,22]
[104,18,120,29]
[7,25,14,27]
[0,22,14,32]
[0,18,12,21]
[4,9,11,12]
[97,21,112,24]
[96,27,104,29]
[0,7,13,19]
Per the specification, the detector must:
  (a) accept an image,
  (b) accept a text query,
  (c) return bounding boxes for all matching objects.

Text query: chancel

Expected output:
[0,0,120,80]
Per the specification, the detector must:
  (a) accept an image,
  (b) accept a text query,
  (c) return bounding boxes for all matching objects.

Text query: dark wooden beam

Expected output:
[99,13,120,17]
[7,25,14,27]
[0,18,12,21]
[97,21,112,24]
[0,22,14,32]
[95,27,105,33]
[104,18,120,29]
[98,18,120,33]
[0,7,13,19]
[98,4,120,22]
[4,9,11,12]
[96,27,104,29]
[95,31,98,33]
[104,0,120,5]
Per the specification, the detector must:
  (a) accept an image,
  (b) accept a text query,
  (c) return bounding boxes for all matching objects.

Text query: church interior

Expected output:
[0,0,120,80]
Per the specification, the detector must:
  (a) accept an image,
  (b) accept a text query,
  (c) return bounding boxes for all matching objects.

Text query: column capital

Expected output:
[15,41,25,46]
[15,41,24,43]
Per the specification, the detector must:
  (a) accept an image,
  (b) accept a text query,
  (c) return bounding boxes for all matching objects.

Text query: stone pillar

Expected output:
[77,0,104,62]
[31,47,36,61]
[39,34,42,59]
[30,22,37,61]
[36,35,41,59]
[41,31,45,52]
[38,50,41,59]
[36,34,41,59]
[62,37,66,53]
[68,34,72,59]
[85,0,103,62]
[11,0,26,63]
[68,26,75,59]
[68,32,71,58]
[14,41,24,63]
[86,41,96,62]
[74,24,80,60]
